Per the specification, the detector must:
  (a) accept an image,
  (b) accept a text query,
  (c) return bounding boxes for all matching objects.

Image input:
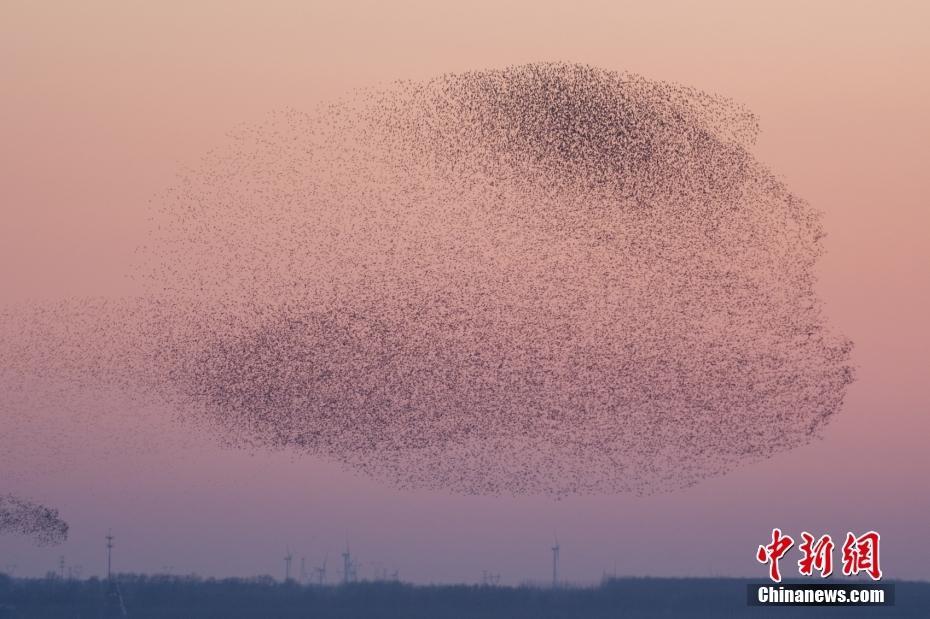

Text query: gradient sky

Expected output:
[1,0,928,584]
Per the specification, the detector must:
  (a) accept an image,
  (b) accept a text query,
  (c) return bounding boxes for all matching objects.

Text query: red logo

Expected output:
[842,531,882,581]
[798,532,834,578]
[757,529,882,582]
[756,528,794,583]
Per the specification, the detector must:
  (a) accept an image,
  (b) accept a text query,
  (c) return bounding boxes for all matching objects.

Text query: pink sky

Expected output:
[1,1,928,583]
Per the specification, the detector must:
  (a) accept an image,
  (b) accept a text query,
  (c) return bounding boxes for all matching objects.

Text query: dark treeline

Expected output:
[0,574,927,618]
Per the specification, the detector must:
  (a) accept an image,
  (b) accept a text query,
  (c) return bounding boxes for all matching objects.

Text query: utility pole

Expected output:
[551,537,560,588]
[103,531,127,617]
[59,556,65,580]
[106,531,114,580]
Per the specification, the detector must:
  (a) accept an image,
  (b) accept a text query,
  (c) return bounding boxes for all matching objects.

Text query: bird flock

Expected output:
[1,63,853,521]
[0,494,68,545]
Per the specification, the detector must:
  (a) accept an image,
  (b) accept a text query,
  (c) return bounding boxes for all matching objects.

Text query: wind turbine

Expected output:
[316,553,328,586]
[284,547,293,582]
[342,542,352,584]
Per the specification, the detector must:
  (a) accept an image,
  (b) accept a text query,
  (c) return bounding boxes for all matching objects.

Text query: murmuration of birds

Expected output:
[1,63,853,498]
[0,494,68,545]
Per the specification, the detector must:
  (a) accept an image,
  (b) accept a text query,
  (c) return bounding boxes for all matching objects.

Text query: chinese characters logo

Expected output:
[756,529,882,582]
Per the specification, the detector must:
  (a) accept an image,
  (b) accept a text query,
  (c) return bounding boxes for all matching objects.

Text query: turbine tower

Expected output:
[551,536,560,588]
[284,547,293,582]
[342,543,352,585]
[316,553,328,586]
